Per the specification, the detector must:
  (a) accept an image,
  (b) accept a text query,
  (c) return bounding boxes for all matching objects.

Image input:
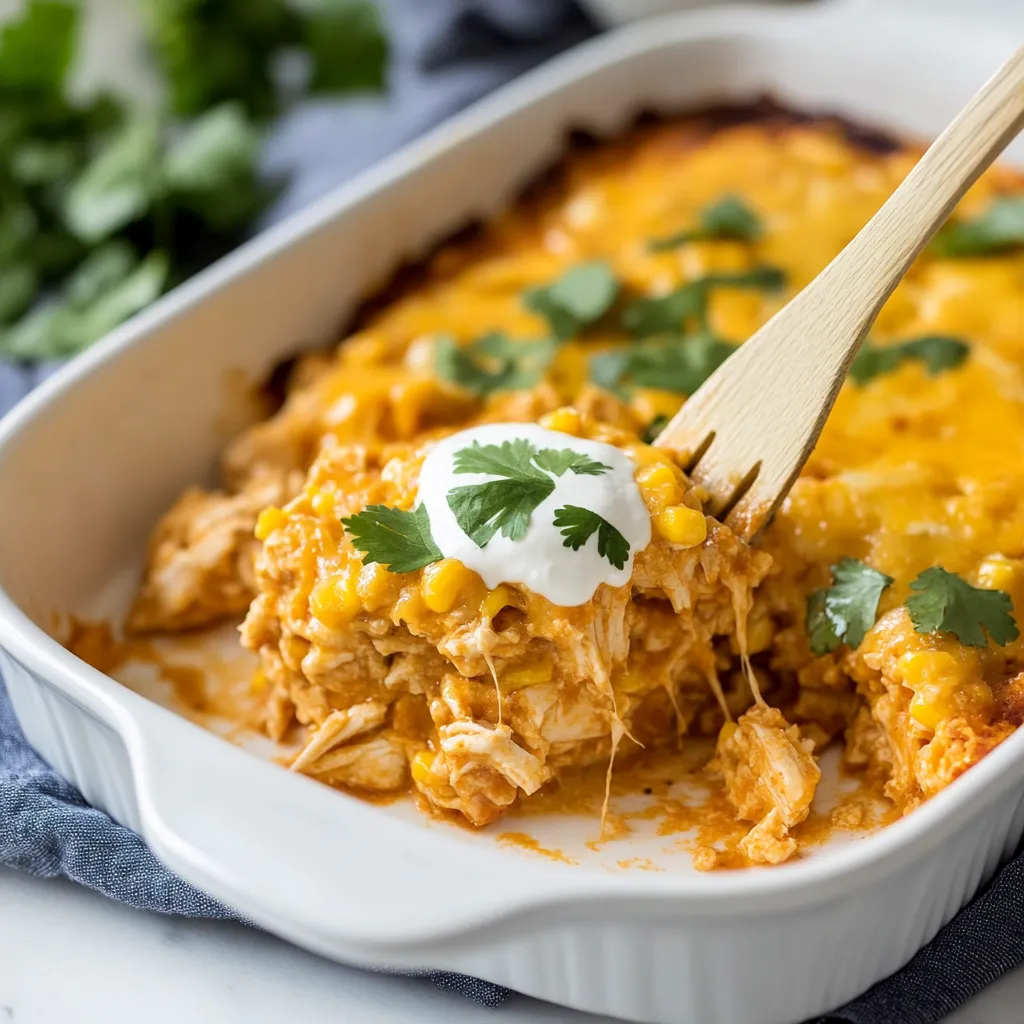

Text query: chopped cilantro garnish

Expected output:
[341,504,442,574]
[591,331,736,396]
[641,414,670,444]
[621,265,785,337]
[532,448,612,477]
[447,438,610,547]
[932,197,1024,259]
[522,260,619,340]
[648,195,762,251]
[806,558,894,655]
[552,505,630,570]
[906,566,1018,648]
[435,332,557,397]
[849,335,969,386]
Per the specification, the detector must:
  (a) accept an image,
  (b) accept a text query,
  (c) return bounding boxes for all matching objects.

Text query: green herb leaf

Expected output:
[448,439,553,546]
[523,260,619,340]
[0,250,168,360]
[341,503,442,574]
[532,449,611,477]
[906,566,1019,647]
[621,266,785,337]
[0,0,78,93]
[164,102,261,193]
[932,197,1024,258]
[435,332,557,397]
[649,195,762,251]
[63,118,162,243]
[447,438,610,548]
[0,204,37,265]
[640,414,669,445]
[805,589,841,656]
[849,335,970,386]
[142,0,300,119]
[305,0,389,94]
[552,505,630,570]
[806,558,894,655]
[0,265,38,325]
[591,331,736,396]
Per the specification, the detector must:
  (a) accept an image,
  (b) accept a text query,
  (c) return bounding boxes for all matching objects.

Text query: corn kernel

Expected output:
[631,388,682,426]
[899,651,963,729]
[655,505,708,547]
[637,463,684,509]
[977,554,1019,593]
[617,669,649,694]
[481,585,514,621]
[311,489,336,518]
[255,506,286,541]
[500,660,554,692]
[421,558,476,613]
[250,669,267,695]
[719,721,737,744]
[394,588,428,627]
[310,570,361,629]
[411,749,435,786]
[539,406,582,436]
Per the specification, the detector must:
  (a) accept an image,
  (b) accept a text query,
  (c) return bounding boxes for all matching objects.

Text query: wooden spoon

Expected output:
[655,45,1024,541]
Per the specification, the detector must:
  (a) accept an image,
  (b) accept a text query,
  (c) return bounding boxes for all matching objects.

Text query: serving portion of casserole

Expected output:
[125,108,1024,866]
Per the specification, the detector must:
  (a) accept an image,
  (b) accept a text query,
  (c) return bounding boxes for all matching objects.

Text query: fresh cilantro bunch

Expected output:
[144,0,387,119]
[0,0,388,361]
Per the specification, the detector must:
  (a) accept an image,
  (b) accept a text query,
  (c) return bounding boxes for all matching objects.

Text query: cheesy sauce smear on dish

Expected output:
[119,110,1024,868]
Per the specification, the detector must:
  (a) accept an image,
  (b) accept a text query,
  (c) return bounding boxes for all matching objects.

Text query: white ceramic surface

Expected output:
[1,4,1023,1023]
[2,864,1022,1024]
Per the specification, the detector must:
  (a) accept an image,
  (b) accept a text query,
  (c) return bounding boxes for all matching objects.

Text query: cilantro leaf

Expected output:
[907,566,1019,647]
[523,260,619,340]
[849,335,969,386]
[0,250,168,360]
[0,265,38,325]
[446,438,611,548]
[641,414,670,445]
[532,449,611,477]
[553,505,630,570]
[341,504,442,574]
[448,477,553,547]
[63,118,162,243]
[649,195,762,251]
[435,332,556,397]
[805,589,841,656]
[932,197,1024,258]
[621,266,785,337]
[591,332,736,396]
[305,0,389,94]
[452,438,545,479]
[621,283,708,337]
[0,0,77,94]
[806,558,894,655]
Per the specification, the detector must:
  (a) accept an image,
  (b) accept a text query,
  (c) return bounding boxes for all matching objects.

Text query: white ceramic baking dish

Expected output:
[1,3,1023,1022]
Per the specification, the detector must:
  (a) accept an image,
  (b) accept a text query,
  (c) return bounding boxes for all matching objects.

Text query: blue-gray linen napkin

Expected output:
[1,2,1022,1020]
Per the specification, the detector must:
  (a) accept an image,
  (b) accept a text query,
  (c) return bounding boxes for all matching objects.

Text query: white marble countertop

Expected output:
[1,863,1023,1024]
[3,2,1024,1023]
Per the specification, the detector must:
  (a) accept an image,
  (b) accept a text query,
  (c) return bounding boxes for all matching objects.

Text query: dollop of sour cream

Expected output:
[419,423,652,607]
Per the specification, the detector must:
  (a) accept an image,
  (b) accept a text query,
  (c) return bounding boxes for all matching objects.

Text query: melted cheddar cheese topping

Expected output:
[127,112,1024,865]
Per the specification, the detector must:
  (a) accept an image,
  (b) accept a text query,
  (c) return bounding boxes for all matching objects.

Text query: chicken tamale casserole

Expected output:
[124,109,1024,867]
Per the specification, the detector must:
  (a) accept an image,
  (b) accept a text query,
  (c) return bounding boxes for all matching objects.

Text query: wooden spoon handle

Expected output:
[796,44,1024,339]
